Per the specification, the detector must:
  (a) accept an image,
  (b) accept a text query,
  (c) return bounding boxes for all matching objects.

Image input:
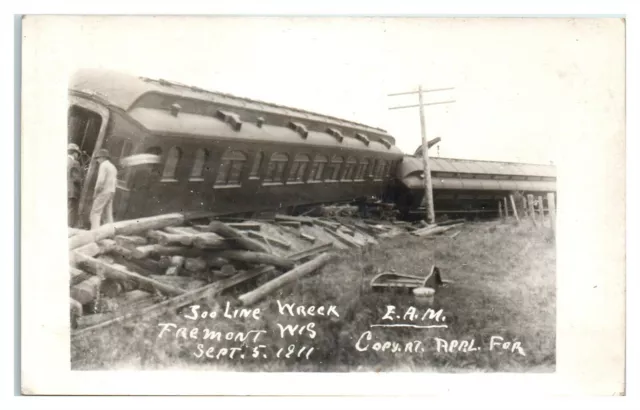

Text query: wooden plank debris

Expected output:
[246,230,292,250]
[71,266,276,337]
[212,250,295,270]
[287,242,334,263]
[207,221,270,253]
[73,252,185,297]
[238,253,335,306]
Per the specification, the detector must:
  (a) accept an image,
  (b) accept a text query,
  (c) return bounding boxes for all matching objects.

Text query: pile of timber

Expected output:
[68,211,463,336]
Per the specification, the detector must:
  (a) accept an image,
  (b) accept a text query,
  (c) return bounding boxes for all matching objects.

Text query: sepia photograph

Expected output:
[20,13,626,396]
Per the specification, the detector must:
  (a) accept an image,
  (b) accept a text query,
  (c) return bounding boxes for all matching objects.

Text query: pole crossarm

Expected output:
[387,87,454,97]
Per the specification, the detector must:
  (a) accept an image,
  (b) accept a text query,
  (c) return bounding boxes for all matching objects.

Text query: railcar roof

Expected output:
[129,107,403,155]
[70,68,396,146]
[399,155,557,178]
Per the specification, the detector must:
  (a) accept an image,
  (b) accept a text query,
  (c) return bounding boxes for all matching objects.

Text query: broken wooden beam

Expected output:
[70,267,92,286]
[299,232,316,243]
[246,230,292,250]
[114,235,148,247]
[207,221,270,253]
[227,222,262,231]
[192,233,231,250]
[436,218,466,227]
[274,214,314,226]
[277,220,302,229]
[322,227,359,248]
[287,242,334,263]
[71,266,276,338]
[70,276,103,305]
[211,250,295,270]
[413,223,463,237]
[238,253,335,306]
[69,213,186,250]
[147,230,194,246]
[73,252,185,297]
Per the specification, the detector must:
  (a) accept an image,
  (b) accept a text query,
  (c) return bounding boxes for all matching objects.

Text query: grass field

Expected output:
[71,219,556,372]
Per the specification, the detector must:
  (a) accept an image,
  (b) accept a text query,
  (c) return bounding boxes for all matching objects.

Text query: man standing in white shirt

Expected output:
[90,148,118,230]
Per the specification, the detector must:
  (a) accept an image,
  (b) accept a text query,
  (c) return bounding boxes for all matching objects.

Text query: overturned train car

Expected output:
[69,69,404,227]
[392,156,556,220]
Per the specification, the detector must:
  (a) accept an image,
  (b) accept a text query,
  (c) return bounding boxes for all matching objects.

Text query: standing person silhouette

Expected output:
[90,148,117,230]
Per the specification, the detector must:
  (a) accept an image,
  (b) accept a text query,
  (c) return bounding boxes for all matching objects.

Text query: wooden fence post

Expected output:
[521,195,528,217]
[509,195,520,224]
[537,195,545,224]
[547,192,556,235]
[503,197,509,217]
[498,201,504,219]
[527,194,538,227]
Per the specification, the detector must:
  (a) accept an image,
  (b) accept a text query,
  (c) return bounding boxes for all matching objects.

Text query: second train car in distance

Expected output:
[68,69,404,227]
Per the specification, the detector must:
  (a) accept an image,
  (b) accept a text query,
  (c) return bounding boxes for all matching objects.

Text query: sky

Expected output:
[28,16,625,164]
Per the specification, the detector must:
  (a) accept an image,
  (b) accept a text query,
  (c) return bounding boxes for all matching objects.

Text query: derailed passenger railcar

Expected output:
[392,155,557,219]
[69,69,403,227]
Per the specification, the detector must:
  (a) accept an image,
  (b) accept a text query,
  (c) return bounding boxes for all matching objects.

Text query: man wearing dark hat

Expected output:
[90,148,118,229]
[67,143,83,227]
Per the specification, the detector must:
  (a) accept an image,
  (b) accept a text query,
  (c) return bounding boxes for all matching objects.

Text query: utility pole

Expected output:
[388,86,455,225]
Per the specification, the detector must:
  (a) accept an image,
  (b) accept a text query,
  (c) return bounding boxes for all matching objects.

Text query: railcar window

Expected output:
[288,154,311,182]
[161,146,182,181]
[325,156,344,181]
[374,160,386,180]
[309,155,328,181]
[264,152,289,183]
[355,159,369,180]
[190,148,210,180]
[249,152,264,179]
[215,150,248,186]
[342,157,357,180]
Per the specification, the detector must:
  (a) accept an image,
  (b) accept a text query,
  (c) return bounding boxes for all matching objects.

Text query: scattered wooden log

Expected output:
[287,242,334,263]
[547,193,556,236]
[314,219,341,230]
[413,223,462,237]
[70,276,103,305]
[509,195,520,224]
[299,232,316,243]
[147,230,194,246]
[70,267,91,286]
[274,214,314,226]
[220,264,237,277]
[165,256,185,276]
[227,222,262,231]
[70,298,83,318]
[150,275,205,291]
[192,233,231,250]
[184,257,208,272]
[238,253,335,306]
[73,252,185,297]
[110,254,162,277]
[109,243,137,260]
[211,250,295,270]
[71,266,276,338]
[322,227,359,248]
[449,231,461,239]
[207,257,230,269]
[527,194,538,227]
[131,244,206,259]
[333,228,364,247]
[114,235,148,247]
[99,278,125,298]
[277,220,302,229]
[436,218,466,227]
[69,213,186,250]
[120,289,154,304]
[246,231,292,250]
[207,221,270,253]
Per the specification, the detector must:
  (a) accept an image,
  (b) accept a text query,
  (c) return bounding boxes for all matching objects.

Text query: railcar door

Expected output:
[68,96,111,228]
